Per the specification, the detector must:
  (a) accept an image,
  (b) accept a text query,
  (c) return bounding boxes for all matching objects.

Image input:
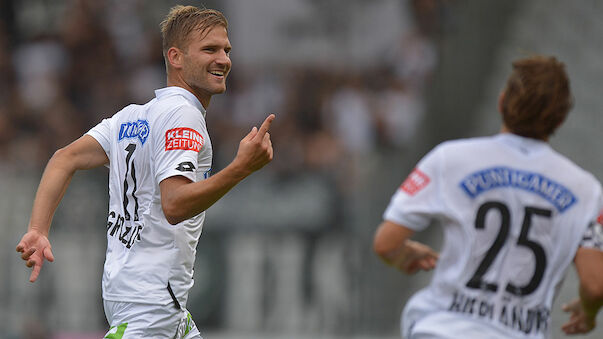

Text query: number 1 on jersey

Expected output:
[123,143,139,221]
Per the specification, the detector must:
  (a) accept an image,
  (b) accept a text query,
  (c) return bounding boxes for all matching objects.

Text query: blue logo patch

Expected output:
[119,120,150,145]
[459,166,577,213]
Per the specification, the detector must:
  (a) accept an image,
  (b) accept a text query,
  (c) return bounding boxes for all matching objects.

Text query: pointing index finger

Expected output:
[255,114,275,140]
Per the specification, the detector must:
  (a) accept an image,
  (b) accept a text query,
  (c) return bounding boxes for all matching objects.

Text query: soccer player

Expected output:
[373,55,603,338]
[16,6,274,338]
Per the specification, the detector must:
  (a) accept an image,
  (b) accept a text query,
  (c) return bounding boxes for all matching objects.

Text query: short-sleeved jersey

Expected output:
[87,87,212,307]
[384,133,603,339]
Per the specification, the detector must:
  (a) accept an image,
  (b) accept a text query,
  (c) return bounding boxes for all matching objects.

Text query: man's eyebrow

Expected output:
[200,43,231,50]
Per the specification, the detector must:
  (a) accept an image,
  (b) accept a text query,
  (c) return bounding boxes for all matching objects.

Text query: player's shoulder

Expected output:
[110,102,153,120]
[547,147,601,187]
[152,88,203,113]
[430,135,495,155]
[149,94,203,122]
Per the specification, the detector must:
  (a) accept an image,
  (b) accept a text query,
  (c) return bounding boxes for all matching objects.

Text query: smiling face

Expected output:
[167,24,231,108]
[180,25,231,107]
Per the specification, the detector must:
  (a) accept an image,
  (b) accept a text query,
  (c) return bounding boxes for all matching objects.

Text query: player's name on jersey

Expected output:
[448,290,550,336]
[106,210,143,250]
[459,166,577,212]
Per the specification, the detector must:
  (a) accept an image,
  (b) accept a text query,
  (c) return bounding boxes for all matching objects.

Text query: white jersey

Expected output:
[384,133,603,339]
[87,87,212,307]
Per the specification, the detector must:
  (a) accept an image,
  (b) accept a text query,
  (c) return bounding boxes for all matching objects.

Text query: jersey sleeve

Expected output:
[86,117,112,158]
[578,184,603,251]
[383,145,446,231]
[579,221,603,250]
[153,105,206,184]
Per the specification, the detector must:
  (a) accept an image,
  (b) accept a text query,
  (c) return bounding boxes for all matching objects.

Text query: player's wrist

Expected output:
[225,161,252,181]
[27,225,49,237]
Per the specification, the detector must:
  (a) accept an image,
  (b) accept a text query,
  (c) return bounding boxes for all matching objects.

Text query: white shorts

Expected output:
[103,300,202,339]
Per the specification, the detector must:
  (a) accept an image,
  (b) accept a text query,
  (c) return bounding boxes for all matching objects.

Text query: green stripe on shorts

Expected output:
[105,322,128,339]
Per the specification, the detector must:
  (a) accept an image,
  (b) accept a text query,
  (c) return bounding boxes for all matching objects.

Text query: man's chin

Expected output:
[213,86,227,94]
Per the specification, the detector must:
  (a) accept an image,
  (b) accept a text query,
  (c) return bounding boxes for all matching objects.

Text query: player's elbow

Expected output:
[373,236,394,260]
[52,146,72,162]
[163,211,184,225]
[50,147,78,172]
[162,201,186,225]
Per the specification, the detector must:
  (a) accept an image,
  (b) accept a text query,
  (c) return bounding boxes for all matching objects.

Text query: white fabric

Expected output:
[384,133,603,339]
[103,300,202,338]
[87,86,212,307]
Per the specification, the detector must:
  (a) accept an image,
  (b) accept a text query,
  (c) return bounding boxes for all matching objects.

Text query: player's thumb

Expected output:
[44,247,55,262]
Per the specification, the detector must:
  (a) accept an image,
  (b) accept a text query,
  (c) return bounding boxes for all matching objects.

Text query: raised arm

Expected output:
[373,220,439,274]
[160,114,275,225]
[16,135,109,282]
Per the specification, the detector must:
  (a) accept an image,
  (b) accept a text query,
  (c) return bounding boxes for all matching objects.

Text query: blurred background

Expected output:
[0,0,602,338]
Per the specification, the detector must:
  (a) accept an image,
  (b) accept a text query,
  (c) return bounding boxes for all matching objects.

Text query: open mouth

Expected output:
[209,70,225,77]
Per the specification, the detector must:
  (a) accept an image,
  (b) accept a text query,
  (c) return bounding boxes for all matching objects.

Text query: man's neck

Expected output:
[166,76,210,109]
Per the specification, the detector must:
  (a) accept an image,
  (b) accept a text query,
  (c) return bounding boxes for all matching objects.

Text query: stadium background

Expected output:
[0,0,601,338]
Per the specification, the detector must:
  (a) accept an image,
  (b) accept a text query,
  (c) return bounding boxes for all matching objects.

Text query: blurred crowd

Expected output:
[0,0,450,337]
[0,4,455,237]
[0,0,445,178]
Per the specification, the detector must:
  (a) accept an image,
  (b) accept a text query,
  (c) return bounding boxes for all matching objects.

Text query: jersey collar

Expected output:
[154,87,206,117]
[495,133,550,154]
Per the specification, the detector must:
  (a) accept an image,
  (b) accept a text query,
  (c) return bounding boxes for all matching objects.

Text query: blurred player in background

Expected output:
[16,5,274,338]
[373,55,603,338]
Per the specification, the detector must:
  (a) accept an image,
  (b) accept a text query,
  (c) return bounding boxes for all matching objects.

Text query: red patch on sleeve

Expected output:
[400,168,430,195]
[597,211,603,225]
[165,127,204,152]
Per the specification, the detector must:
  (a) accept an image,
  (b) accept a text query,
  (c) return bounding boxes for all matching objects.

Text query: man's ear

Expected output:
[167,47,183,70]
[498,91,505,114]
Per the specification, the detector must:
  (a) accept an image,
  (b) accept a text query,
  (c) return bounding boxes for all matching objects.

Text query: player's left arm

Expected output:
[373,220,439,274]
[562,219,603,335]
[16,135,109,283]
[160,114,274,225]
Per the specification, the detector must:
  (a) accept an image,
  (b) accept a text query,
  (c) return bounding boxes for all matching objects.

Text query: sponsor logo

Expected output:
[165,127,204,152]
[176,161,196,172]
[119,120,150,145]
[400,168,430,195]
[459,166,577,212]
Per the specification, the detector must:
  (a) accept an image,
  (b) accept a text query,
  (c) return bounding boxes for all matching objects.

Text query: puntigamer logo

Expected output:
[119,120,150,145]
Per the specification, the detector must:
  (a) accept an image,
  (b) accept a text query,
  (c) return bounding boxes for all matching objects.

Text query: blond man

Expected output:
[16,6,274,338]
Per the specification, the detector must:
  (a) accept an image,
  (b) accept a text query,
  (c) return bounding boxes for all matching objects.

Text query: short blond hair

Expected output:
[160,5,228,58]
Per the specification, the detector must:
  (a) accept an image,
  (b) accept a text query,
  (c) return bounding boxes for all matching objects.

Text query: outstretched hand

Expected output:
[561,298,596,335]
[16,229,55,283]
[234,114,275,175]
[396,240,439,274]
